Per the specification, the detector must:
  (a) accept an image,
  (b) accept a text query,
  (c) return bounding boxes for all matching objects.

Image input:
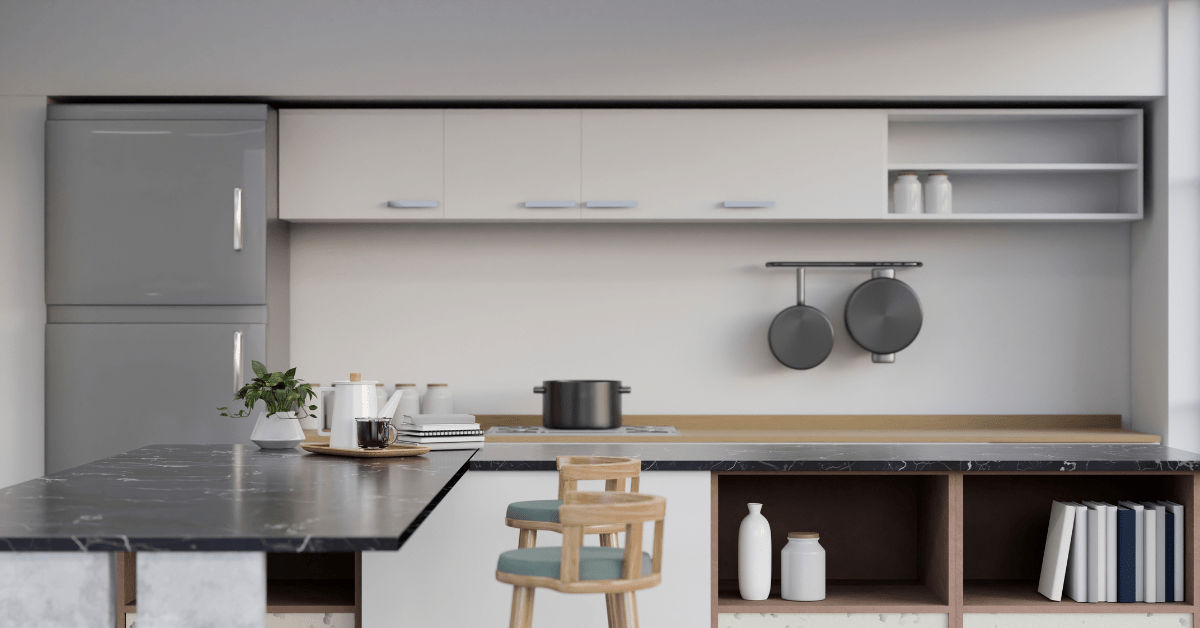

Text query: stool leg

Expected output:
[509,585,535,628]
[599,532,619,628]
[614,591,637,628]
[518,528,537,548]
[599,532,618,548]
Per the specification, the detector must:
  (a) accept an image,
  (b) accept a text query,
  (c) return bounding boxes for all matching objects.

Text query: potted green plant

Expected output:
[219,361,318,450]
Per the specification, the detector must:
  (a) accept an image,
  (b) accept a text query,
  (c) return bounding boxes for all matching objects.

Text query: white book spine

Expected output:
[1065,504,1088,603]
[1144,508,1157,603]
[1120,501,1145,601]
[1165,502,1184,602]
[1105,505,1117,602]
[1087,508,1101,602]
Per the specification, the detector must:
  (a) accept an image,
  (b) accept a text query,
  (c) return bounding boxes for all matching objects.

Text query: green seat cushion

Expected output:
[497,546,653,581]
[506,499,563,523]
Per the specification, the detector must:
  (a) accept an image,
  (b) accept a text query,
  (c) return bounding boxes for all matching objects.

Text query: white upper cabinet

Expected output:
[444,110,582,220]
[581,110,886,220]
[279,109,444,220]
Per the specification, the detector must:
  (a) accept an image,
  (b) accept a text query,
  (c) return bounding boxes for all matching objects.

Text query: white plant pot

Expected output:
[249,411,305,450]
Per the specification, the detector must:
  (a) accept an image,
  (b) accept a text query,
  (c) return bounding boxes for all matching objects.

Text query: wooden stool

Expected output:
[505,455,640,550]
[496,491,666,628]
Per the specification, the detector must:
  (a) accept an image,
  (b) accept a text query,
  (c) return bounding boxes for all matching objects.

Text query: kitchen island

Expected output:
[3,442,1200,628]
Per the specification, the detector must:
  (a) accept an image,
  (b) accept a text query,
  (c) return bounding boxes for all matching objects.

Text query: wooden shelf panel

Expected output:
[881,213,1140,222]
[716,579,948,613]
[963,580,1194,613]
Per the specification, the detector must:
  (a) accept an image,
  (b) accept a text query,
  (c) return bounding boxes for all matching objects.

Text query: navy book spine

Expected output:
[1165,511,1175,602]
[1117,508,1136,603]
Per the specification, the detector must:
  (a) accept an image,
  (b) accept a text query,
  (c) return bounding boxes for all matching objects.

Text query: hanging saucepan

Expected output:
[768,268,834,370]
[844,270,923,363]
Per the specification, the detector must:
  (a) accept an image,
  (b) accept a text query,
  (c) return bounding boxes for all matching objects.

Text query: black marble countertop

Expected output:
[0,445,472,552]
[468,442,1200,472]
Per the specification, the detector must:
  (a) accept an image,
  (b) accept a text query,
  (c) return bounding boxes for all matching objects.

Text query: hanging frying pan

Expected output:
[844,269,923,363]
[768,268,834,370]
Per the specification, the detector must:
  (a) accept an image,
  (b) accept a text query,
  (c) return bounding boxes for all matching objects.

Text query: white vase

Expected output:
[738,503,772,600]
[781,533,826,601]
[923,172,952,214]
[249,410,305,449]
[892,173,922,214]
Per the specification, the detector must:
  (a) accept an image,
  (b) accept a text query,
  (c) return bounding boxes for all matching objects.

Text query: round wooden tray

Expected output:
[300,443,430,458]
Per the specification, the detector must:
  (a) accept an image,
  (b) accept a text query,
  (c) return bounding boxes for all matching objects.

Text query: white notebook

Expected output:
[1039,501,1079,601]
[1160,501,1185,602]
[1081,502,1107,602]
[1118,501,1146,601]
[1143,507,1157,603]
[1064,502,1088,603]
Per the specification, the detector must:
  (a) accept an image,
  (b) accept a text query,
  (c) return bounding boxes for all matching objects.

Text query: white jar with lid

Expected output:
[421,383,453,414]
[780,532,825,601]
[892,173,922,214]
[924,172,952,214]
[394,383,422,422]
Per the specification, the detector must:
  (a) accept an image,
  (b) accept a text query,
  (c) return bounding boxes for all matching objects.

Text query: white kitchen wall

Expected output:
[291,222,1131,418]
[0,98,45,487]
[0,0,1165,99]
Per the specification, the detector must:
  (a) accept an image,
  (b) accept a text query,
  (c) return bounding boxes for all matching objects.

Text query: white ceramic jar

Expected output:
[924,172,952,214]
[394,384,422,421]
[780,532,826,601]
[421,383,453,414]
[892,172,922,214]
[738,503,772,600]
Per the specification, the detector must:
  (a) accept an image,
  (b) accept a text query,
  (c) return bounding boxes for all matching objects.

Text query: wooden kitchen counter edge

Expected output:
[475,414,1161,444]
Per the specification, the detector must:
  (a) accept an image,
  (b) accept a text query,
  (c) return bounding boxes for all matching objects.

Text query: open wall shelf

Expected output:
[885,109,1144,221]
[713,471,1195,626]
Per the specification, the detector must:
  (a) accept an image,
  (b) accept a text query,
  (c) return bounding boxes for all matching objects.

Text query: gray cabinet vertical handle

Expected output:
[233,188,243,251]
[233,331,243,392]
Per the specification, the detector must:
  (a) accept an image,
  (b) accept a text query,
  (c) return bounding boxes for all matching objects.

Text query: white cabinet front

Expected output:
[279,109,444,220]
[581,109,887,220]
[444,109,582,220]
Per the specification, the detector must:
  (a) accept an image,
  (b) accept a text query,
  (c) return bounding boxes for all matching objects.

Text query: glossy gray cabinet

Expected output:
[44,104,285,474]
[46,109,267,305]
[46,321,265,473]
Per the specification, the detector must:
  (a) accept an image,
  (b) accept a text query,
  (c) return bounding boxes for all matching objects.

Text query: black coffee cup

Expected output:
[355,418,398,449]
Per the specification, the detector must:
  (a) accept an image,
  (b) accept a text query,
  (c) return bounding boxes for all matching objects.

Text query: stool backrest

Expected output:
[555,456,641,500]
[557,491,666,587]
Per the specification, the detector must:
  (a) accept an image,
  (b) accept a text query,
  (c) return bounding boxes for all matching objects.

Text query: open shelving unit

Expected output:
[884,109,1144,222]
[114,552,361,627]
[712,470,1195,628]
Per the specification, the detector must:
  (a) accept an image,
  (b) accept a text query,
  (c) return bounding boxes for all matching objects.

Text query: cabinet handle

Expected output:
[723,201,775,209]
[524,201,576,208]
[233,188,243,251]
[387,201,439,208]
[233,331,243,393]
[586,201,638,209]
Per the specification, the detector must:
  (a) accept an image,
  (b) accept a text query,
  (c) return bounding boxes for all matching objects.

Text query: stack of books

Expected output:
[1038,500,1184,603]
[395,414,485,450]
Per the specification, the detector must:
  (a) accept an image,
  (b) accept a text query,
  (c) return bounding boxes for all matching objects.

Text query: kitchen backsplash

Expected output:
[290,222,1130,421]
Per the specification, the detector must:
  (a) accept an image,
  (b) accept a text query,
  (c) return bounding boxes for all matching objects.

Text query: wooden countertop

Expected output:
[476,415,1160,444]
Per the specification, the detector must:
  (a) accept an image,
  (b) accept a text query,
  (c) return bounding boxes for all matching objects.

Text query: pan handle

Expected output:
[619,387,631,393]
[796,268,806,306]
[533,387,546,394]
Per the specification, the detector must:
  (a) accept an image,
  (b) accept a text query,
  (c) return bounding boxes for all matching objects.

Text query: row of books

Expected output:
[396,414,484,450]
[1038,500,1184,603]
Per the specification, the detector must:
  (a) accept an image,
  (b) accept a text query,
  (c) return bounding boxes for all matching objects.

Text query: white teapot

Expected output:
[317,373,403,449]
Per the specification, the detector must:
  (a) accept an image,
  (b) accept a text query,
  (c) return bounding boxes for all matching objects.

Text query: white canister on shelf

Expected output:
[923,172,952,214]
[892,172,922,214]
[394,384,422,421]
[421,383,453,414]
[376,383,388,408]
[738,503,772,600]
[780,532,826,601]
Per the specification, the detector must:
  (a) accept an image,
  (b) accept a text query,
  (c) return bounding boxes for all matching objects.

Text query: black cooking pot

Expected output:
[533,380,631,429]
